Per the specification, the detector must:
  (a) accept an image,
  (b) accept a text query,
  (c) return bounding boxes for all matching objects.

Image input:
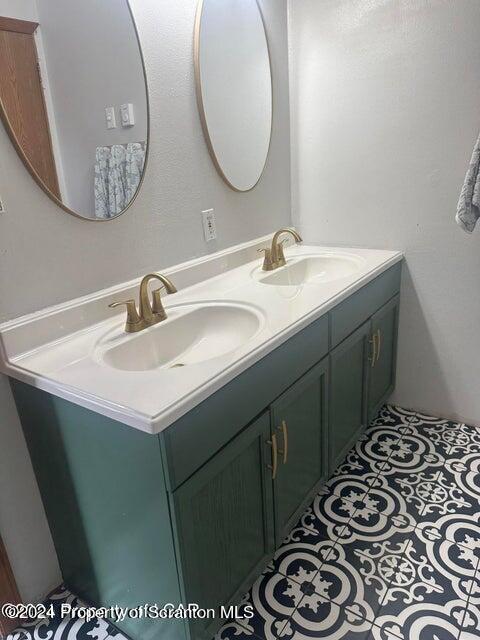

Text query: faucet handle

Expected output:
[108,300,145,333]
[258,247,275,271]
[151,288,167,321]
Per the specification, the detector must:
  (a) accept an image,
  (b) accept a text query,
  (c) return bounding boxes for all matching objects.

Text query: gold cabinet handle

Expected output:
[277,420,288,464]
[267,434,278,480]
[369,332,377,368]
[376,329,381,363]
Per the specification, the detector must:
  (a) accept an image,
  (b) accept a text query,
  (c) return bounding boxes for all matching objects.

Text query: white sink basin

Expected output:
[254,254,365,286]
[96,302,263,372]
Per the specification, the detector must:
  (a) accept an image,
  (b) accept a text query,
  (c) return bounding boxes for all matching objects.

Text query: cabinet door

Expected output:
[271,359,328,543]
[368,295,400,422]
[172,412,274,640]
[329,321,371,472]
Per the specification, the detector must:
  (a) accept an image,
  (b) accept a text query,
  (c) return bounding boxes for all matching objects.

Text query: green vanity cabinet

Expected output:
[9,262,402,640]
[270,359,328,541]
[171,412,274,640]
[368,295,400,422]
[329,322,371,471]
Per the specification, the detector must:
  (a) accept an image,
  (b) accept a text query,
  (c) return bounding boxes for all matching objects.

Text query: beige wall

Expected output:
[0,0,291,602]
[289,0,480,425]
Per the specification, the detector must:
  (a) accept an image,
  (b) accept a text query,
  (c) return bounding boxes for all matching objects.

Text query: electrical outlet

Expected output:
[0,197,5,214]
[202,209,217,242]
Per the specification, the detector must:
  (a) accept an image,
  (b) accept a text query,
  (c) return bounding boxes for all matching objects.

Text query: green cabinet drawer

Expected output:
[171,412,274,640]
[161,313,329,491]
[270,358,328,542]
[330,263,401,349]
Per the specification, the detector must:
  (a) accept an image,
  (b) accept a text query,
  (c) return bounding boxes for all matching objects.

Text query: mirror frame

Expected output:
[0,0,150,222]
[194,0,273,193]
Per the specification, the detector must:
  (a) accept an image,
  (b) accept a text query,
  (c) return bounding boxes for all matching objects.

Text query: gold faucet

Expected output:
[109,273,178,333]
[259,228,303,271]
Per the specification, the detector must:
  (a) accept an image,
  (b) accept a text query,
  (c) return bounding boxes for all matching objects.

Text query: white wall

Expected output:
[0,0,291,602]
[289,0,480,425]
[35,0,148,215]
[0,0,37,21]
[0,376,60,603]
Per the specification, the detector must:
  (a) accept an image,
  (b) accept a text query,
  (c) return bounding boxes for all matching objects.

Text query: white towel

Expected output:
[456,132,480,233]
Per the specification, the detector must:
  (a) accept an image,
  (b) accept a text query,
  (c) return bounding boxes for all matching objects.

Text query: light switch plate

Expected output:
[120,103,135,127]
[105,106,117,130]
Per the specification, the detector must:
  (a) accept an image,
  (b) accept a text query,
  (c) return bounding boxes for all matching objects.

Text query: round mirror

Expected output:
[0,0,148,220]
[194,0,273,192]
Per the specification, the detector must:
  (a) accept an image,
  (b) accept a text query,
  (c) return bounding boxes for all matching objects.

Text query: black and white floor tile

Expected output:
[5,586,129,639]
[6,406,480,640]
[215,406,480,640]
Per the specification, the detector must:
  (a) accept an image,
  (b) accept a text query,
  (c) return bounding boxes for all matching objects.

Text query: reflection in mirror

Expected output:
[0,0,148,220]
[195,0,273,192]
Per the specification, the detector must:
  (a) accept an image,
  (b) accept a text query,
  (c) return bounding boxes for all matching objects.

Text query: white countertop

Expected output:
[0,238,403,434]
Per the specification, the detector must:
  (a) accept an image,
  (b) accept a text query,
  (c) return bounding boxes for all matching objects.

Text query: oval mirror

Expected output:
[0,0,148,220]
[195,0,273,192]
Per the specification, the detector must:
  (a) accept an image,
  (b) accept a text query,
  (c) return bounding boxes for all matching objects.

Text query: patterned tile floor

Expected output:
[6,406,480,640]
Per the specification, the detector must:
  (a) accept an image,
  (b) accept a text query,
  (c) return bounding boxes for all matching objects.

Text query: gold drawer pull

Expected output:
[267,434,278,480]
[277,420,288,464]
[369,332,377,368]
[376,329,381,363]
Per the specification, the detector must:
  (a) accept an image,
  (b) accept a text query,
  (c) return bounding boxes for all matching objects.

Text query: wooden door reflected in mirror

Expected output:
[0,1,149,221]
[0,17,61,198]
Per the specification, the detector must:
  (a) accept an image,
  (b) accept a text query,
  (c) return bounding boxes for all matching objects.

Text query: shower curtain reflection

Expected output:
[94,142,146,219]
